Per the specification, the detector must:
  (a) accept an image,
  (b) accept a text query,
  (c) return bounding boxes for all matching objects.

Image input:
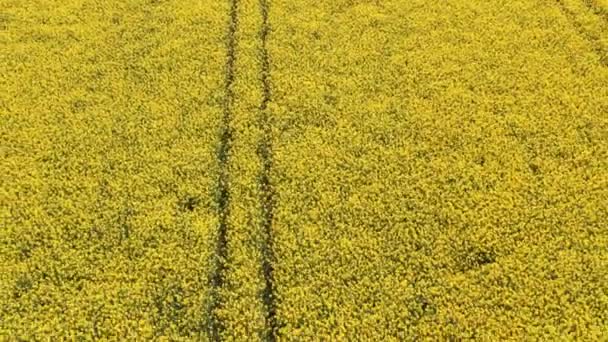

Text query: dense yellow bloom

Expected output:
[1,0,607,340]
[1,0,228,339]
[267,0,607,339]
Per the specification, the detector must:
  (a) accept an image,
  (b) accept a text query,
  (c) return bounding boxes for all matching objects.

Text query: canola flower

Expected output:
[266,0,607,339]
[1,0,607,340]
[1,0,229,339]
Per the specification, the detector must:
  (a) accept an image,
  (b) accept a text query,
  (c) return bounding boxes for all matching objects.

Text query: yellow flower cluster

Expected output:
[1,0,229,339]
[1,0,607,340]
[559,0,608,65]
[266,0,607,339]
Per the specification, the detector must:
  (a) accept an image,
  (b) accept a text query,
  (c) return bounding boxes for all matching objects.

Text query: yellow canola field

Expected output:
[1,0,608,340]
[214,0,270,339]
[1,0,229,339]
[267,0,608,339]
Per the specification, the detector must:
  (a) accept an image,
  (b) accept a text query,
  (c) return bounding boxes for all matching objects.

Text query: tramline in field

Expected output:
[1,0,607,340]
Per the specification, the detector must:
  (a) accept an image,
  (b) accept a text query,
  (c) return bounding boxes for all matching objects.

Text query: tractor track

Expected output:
[208,0,239,339]
[555,0,607,66]
[582,0,608,22]
[257,0,278,340]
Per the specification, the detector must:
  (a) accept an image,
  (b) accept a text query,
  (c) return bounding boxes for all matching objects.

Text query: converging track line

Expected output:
[209,0,239,339]
[555,0,607,65]
[258,0,278,340]
[582,0,608,22]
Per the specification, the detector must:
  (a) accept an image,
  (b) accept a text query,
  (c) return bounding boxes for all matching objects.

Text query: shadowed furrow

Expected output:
[208,0,240,339]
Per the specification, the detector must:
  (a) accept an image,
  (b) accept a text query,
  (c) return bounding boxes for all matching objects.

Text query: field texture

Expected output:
[1,0,607,340]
